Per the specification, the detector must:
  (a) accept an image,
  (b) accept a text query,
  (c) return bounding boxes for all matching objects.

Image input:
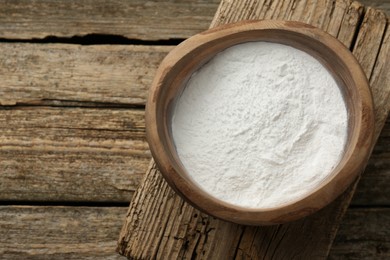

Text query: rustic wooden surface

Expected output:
[329,208,390,259]
[0,0,389,259]
[0,108,149,202]
[0,206,127,259]
[0,41,389,204]
[0,44,172,106]
[0,0,220,40]
[0,206,388,259]
[118,0,390,259]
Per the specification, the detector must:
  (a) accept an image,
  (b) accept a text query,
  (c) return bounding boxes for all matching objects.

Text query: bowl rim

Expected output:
[145,20,375,225]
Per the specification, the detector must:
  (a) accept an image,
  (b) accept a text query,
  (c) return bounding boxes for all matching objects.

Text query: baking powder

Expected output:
[171,42,348,208]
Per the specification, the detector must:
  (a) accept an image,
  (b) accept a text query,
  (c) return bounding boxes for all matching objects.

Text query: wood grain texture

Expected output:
[118,166,390,259]
[118,161,358,259]
[0,0,387,41]
[0,0,219,41]
[0,206,388,259]
[0,44,172,106]
[353,7,387,84]
[0,107,150,202]
[0,206,128,259]
[118,0,390,259]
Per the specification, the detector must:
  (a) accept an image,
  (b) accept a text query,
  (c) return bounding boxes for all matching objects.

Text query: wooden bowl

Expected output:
[145,20,375,225]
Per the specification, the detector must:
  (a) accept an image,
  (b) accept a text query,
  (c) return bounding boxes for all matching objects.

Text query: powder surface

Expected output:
[171,42,348,208]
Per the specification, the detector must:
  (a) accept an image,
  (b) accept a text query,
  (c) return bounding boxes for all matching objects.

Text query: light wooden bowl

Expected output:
[145,20,375,225]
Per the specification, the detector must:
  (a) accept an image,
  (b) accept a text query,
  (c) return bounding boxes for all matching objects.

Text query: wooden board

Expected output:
[0,0,219,41]
[0,206,388,259]
[0,107,149,202]
[0,44,172,106]
[0,206,127,259]
[117,0,390,259]
[330,208,390,259]
[0,0,387,43]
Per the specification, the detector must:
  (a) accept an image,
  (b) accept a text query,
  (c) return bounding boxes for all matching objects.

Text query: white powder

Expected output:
[171,42,348,208]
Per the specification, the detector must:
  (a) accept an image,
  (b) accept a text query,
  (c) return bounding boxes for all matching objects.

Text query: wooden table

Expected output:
[0,0,389,259]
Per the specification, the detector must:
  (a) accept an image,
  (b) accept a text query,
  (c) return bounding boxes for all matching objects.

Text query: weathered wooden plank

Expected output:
[353,7,387,85]
[118,161,361,259]
[0,206,387,259]
[353,22,390,206]
[0,0,219,41]
[0,206,128,259]
[118,1,390,259]
[337,1,364,47]
[0,107,150,202]
[0,44,172,106]
[363,14,390,138]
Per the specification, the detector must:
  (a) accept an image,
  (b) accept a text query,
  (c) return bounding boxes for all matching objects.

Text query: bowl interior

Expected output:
[161,31,357,192]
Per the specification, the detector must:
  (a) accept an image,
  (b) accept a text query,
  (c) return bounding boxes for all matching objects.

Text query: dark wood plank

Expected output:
[0,0,219,41]
[330,208,390,259]
[354,118,390,206]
